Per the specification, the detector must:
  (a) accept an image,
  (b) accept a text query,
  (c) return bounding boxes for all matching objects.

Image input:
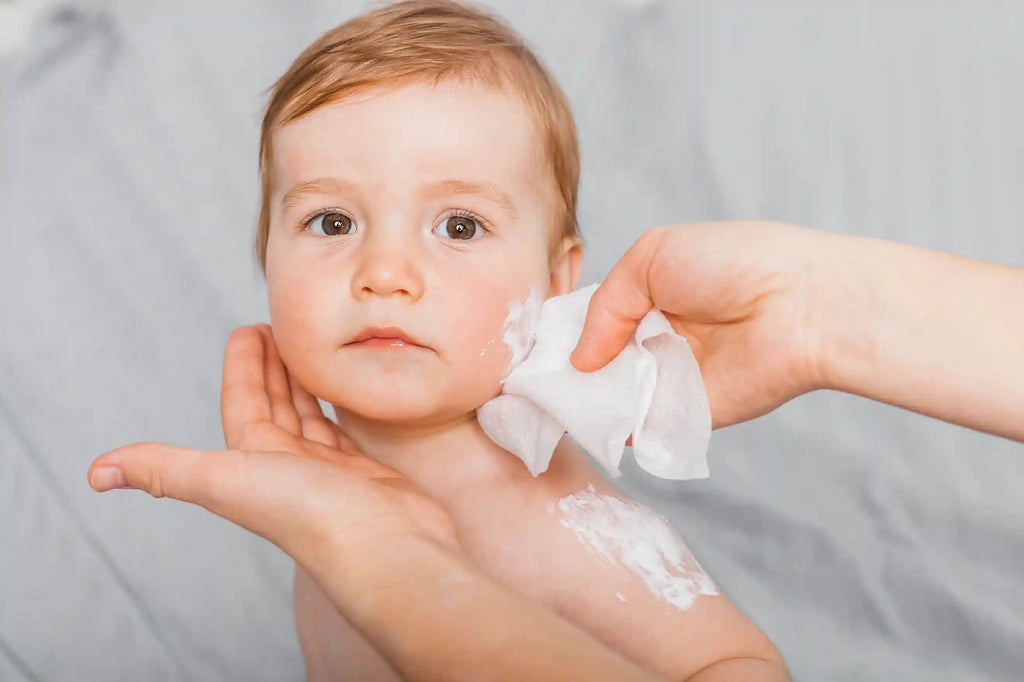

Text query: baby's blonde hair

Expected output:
[255,0,581,274]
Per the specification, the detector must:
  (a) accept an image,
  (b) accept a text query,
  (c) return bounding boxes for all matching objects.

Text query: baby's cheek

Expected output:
[266,285,338,400]
[450,300,517,398]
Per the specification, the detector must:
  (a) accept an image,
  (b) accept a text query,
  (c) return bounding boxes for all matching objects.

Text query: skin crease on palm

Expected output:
[264,78,583,495]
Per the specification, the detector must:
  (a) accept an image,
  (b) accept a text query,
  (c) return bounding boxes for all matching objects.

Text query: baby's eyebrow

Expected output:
[281,177,359,210]
[279,176,519,219]
[426,179,519,219]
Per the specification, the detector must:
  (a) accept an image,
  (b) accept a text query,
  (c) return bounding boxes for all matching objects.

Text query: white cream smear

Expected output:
[498,287,544,382]
[557,484,718,610]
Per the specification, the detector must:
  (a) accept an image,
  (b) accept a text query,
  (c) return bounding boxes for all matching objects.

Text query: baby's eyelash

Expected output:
[443,208,492,233]
[297,207,493,233]
[299,208,345,232]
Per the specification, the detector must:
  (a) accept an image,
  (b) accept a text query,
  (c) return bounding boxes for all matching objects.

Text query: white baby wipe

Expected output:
[477,283,711,480]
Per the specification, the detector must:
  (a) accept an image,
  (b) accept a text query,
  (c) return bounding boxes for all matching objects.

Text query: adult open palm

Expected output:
[571,222,828,429]
[87,324,458,570]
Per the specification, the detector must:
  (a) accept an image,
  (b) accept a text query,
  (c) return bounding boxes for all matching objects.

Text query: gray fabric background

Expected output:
[2,1,1022,680]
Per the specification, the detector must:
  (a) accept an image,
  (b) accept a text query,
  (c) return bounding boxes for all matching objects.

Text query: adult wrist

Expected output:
[794,226,873,395]
[807,229,897,397]
[306,529,665,681]
[309,529,456,621]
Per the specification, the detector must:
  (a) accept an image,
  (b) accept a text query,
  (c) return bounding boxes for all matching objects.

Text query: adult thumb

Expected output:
[569,230,660,372]
[87,441,326,554]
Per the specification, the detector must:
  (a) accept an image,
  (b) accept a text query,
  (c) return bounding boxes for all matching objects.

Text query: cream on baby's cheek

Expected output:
[556,484,718,610]
[475,287,545,383]
[500,287,544,377]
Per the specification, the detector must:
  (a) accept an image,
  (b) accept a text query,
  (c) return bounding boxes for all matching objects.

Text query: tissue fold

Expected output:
[477,284,711,480]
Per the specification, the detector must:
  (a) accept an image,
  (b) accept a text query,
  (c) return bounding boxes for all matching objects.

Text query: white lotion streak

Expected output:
[558,484,717,610]
[500,287,544,380]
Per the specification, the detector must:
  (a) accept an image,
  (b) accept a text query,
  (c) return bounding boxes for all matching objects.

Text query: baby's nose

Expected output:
[350,240,425,301]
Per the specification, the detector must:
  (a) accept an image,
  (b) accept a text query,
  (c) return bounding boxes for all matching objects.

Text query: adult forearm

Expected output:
[815,231,1024,441]
[309,533,665,682]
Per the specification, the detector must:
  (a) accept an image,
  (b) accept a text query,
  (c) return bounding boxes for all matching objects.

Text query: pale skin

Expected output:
[263,79,785,680]
[88,328,685,682]
[84,226,1023,678]
[87,77,790,681]
[85,219,1023,680]
[569,221,1024,443]
[86,75,1023,682]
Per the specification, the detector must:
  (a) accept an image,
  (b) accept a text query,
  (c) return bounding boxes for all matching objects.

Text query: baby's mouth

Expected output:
[345,325,431,351]
[347,337,426,350]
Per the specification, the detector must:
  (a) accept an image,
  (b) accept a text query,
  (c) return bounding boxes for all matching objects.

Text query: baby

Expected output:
[255,1,788,679]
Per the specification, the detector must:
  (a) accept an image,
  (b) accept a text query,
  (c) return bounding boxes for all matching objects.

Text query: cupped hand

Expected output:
[87,324,459,569]
[571,221,828,429]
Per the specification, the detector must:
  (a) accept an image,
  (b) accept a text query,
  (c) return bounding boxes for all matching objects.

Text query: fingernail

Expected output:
[90,467,129,491]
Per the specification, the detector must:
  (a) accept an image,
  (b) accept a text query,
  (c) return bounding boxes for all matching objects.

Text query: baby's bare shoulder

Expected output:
[454,440,785,679]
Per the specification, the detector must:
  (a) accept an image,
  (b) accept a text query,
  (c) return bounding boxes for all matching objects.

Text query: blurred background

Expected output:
[2,0,1022,680]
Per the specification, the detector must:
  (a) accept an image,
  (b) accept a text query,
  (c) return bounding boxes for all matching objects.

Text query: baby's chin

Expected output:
[334,392,454,424]
[324,374,503,426]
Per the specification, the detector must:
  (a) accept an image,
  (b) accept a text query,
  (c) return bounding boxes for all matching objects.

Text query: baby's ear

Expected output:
[548,236,583,296]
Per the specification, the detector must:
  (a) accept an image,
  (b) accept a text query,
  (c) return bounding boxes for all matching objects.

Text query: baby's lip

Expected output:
[346,326,429,349]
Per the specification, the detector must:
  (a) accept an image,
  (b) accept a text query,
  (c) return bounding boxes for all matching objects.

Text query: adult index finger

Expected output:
[257,324,303,437]
[287,369,340,449]
[221,326,273,449]
[569,229,662,372]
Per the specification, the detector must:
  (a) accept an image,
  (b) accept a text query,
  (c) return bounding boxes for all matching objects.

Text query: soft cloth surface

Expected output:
[2,2,1022,680]
[478,283,711,479]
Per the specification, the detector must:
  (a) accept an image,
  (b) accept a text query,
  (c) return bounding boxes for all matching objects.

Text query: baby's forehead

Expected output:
[270,79,555,202]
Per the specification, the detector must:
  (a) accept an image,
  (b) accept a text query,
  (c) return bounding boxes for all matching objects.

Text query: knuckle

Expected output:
[140,442,169,498]
[143,467,165,499]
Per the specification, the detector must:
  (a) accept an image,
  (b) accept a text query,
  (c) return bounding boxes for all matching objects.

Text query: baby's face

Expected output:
[265,79,565,424]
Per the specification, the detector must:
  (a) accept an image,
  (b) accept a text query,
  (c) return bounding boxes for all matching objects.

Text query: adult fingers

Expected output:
[221,326,273,449]
[257,325,303,437]
[569,229,662,372]
[287,370,340,448]
[330,421,367,457]
[87,441,331,555]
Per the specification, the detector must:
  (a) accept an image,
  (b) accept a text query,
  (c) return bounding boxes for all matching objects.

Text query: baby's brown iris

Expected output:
[321,212,353,235]
[445,216,477,240]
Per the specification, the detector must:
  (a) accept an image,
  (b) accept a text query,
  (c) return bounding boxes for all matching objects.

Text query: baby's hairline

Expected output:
[261,76,577,258]
[253,0,581,276]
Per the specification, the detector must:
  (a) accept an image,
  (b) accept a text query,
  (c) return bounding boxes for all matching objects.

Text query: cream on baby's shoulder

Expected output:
[434,438,638,599]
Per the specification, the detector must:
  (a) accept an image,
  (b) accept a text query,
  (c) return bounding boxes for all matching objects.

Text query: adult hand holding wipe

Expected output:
[567,223,840,432]
[477,284,711,479]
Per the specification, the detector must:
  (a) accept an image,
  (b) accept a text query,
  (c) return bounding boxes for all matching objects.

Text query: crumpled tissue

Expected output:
[476,283,711,480]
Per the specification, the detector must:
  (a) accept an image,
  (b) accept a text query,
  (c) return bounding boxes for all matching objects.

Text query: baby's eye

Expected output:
[433,214,484,241]
[308,212,356,236]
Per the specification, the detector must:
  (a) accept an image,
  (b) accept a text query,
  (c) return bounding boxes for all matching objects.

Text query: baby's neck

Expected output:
[330,405,535,506]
